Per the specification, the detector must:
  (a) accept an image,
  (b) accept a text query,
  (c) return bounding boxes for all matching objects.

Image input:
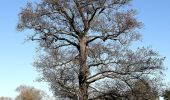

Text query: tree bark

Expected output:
[78,36,89,100]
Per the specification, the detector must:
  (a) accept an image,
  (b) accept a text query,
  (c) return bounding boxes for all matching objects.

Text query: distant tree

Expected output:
[17,0,165,100]
[88,78,161,100]
[163,88,170,100]
[0,97,12,100]
[15,85,47,100]
[126,79,159,100]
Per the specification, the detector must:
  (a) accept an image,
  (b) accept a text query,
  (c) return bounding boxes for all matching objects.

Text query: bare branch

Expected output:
[45,33,79,49]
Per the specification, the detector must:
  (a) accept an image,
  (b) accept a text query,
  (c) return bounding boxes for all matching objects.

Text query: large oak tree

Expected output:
[17,0,165,100]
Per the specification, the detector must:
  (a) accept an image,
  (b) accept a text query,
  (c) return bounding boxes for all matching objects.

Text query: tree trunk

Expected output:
[78,36,89,100]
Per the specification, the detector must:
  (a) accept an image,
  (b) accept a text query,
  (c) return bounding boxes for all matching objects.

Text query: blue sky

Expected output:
[0,0,170,98]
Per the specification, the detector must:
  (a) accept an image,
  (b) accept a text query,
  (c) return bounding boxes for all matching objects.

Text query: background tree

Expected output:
[15,85,47,100]
[17,0,165,100]
[163,88,170,100]
[126,79,159,100]
[86,68,163,100]
[0,97,12,100]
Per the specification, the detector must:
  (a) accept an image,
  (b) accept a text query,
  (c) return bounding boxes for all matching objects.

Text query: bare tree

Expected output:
[17,0,165,100]
[15,85,48,100]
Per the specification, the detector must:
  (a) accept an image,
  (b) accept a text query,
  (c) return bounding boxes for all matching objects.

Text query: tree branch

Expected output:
[87,70,129,84]
[59,5,80,35]
[87,33,121,45]
[74,0,87,33]
[44,33,79,49]
[88,61,118,68]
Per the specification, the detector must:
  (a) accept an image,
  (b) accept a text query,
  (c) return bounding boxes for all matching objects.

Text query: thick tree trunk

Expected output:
[78,36,89,100]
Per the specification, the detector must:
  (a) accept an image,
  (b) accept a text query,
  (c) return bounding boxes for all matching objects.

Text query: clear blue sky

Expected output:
[0,0,170,98]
